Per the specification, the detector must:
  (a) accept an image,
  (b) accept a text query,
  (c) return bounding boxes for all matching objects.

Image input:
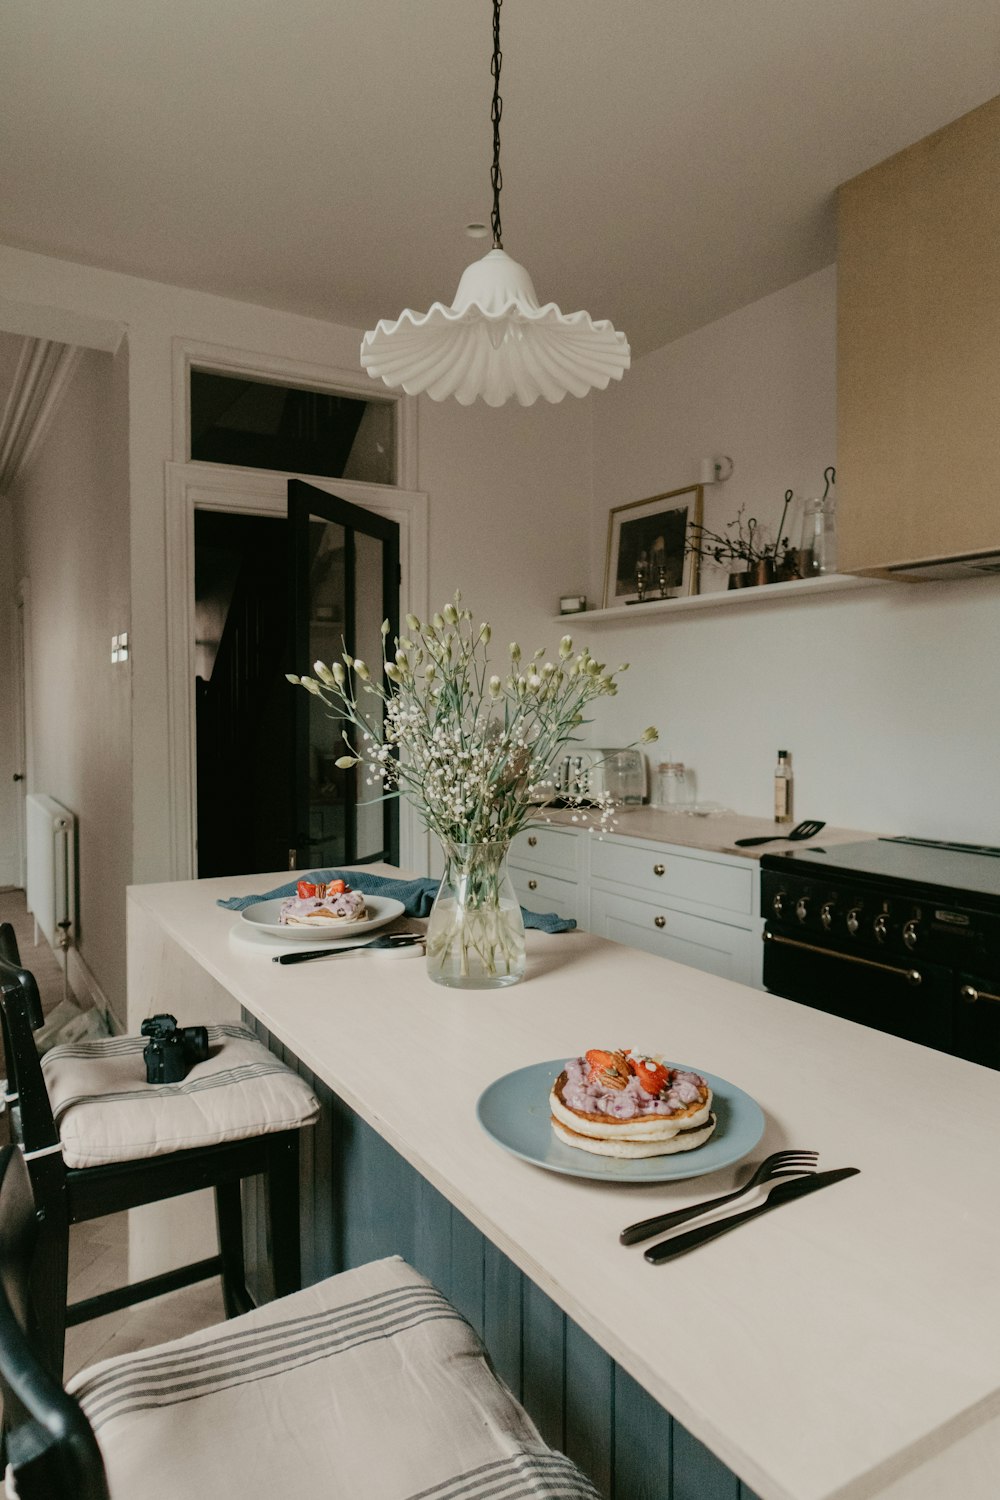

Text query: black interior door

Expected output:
[288,480,400,870]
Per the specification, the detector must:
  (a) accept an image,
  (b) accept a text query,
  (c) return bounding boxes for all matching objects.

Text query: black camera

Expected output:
[141,1013,210,1084]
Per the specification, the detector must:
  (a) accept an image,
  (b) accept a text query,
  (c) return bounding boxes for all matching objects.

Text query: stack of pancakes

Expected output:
[549,1060,716,1159]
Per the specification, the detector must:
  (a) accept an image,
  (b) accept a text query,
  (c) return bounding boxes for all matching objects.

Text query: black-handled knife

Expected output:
[272,934,424,965]
[644,1167,859,1263]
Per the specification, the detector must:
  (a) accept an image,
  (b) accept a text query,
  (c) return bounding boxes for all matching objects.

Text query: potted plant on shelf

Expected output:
[686,490,799,587]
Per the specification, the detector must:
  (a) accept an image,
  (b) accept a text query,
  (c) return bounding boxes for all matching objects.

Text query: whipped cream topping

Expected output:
[561,1055,707,1120]
[279,891,367,924]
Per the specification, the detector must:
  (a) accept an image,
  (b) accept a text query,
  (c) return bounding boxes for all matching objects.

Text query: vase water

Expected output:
[425,841,526,989]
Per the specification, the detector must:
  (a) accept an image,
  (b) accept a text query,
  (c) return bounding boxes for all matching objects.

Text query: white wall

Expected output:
[586,266,1000,844]
[0,500,19,886]
[417,391,592,650]
[6,346,132,1013]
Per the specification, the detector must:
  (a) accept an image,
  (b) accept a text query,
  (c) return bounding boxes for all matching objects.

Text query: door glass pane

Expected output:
[354,532,387,861]
[307,520,348,866]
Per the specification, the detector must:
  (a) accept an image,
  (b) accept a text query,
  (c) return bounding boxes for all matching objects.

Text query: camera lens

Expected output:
[182,1026,210,1064]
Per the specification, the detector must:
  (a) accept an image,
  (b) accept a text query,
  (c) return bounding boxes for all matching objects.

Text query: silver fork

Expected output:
[619,1148,819,1246]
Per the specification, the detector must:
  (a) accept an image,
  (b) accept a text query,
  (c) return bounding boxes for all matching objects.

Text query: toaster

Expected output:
[551,748,646,805]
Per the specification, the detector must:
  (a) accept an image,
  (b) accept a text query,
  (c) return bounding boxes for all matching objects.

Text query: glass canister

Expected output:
[799,468,837,575]
[656,762,691,809]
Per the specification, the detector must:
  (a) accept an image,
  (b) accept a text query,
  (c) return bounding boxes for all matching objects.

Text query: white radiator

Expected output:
[25,793,76,953]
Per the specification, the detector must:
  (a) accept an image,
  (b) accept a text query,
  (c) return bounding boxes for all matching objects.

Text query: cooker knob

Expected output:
[820,900,836,931]
[902,918,920,951]
[846,906,862,937]
[772,891,788,919]
[795,897,810,924]
[873,913,890,944]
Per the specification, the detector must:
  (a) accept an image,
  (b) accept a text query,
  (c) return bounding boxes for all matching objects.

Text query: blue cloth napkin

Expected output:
[217,868,576,933]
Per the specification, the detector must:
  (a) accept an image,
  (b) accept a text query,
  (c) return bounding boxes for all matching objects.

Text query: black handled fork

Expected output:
[620,1149,818,1246]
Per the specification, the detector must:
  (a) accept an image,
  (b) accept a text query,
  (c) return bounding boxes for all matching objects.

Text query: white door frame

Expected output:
[164,461,429,882]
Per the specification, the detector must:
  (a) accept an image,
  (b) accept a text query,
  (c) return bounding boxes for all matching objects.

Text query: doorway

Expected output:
[168,460,428,882]
[193,488,403,878]
[194,511,291,877]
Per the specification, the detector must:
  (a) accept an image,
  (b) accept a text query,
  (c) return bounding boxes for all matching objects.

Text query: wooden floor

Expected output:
[0,888,226,1383]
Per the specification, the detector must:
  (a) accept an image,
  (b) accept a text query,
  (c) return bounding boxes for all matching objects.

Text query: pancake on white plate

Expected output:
[549,1050,715,1158]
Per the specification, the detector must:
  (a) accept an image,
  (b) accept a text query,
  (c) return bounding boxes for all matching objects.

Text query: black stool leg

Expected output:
[29,1171,71,1380]
[214,1180,252,1319]
[264,1132,301,1299]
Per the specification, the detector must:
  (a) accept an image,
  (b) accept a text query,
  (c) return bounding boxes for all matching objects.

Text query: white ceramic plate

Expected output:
[238,894,406,944]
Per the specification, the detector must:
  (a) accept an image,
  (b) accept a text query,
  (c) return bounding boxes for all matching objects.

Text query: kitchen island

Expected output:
[126,870,1000,1500]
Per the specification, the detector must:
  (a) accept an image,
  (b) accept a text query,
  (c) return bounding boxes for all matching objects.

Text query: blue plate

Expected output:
[476,1059,765,1183]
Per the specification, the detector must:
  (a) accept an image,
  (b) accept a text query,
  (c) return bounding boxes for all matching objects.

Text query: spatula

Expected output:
[733,819,826,848]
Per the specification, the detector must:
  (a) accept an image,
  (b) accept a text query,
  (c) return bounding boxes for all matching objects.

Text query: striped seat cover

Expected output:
[42,1025,319,1167]
[67,1256,600,1500]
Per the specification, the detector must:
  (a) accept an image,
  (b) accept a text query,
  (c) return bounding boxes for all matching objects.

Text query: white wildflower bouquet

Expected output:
[288,592,657,849]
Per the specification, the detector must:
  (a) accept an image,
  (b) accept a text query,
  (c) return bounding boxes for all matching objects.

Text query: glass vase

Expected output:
[425,841,526,989]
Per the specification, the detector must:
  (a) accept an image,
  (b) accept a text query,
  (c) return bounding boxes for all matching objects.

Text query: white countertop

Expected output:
[128,870,1000,1500]
[537,806,880,860]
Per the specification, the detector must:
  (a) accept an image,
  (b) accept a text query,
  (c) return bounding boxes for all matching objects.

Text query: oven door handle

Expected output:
[763,929,923,986]
[960,984,1000,1006]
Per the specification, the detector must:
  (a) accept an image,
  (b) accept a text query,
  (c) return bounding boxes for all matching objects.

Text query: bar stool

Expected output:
[0,1143,601,1500]
[0,925,319,1379]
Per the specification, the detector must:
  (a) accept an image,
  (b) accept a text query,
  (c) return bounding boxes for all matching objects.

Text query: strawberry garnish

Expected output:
[326,879,347,895]
[297,881,318,899]
[631,1055,673,1096]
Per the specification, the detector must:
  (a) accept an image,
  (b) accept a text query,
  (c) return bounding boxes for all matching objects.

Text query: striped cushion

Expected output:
[67,1256,600,1500]
[42,1025,319,1167]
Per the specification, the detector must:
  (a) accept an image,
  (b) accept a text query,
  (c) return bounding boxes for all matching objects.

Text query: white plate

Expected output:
[238,894,406,944]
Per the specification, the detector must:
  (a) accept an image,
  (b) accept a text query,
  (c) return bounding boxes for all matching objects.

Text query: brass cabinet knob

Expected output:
[528,879,538,891]
[653,863,665,877]
[527,835,537,847]
[654,915,666,928]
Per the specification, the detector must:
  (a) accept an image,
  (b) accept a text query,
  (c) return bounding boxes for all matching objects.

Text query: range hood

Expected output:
[882,551,1000,582]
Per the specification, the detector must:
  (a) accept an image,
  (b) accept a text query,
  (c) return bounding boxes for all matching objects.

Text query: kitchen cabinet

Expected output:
[508,825,581,925]
[837,94,1000,576]
[510,823,762,986]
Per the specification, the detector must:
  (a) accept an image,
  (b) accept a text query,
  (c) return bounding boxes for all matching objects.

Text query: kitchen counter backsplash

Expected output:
[537,805,880,860]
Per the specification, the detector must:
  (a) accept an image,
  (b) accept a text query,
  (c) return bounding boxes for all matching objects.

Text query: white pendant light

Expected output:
[361,0,630,407]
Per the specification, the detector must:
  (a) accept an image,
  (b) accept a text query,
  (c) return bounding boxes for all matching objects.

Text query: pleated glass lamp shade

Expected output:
[360,249,630,407]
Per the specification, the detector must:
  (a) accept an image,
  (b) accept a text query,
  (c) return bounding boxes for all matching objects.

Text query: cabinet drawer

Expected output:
[511,868,578,924]
[510,825,579,877]
[590,839,752,916]
[589,889,756,985]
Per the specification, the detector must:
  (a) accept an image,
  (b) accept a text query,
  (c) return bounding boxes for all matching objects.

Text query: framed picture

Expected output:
[603,485,703,607]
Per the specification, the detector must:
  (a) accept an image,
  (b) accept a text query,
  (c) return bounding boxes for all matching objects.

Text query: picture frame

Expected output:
[602,485,703,607]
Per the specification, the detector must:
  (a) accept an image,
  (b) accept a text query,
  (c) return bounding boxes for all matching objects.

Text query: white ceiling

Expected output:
[1,1,998,356]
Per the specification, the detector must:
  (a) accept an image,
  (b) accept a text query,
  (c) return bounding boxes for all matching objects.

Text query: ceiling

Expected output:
[0,1,998,357]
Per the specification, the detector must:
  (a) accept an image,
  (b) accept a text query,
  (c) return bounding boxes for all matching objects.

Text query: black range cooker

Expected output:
[761,837,1000,1069]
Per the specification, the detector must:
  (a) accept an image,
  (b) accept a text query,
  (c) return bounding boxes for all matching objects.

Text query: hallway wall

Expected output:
[6,345,132,1017]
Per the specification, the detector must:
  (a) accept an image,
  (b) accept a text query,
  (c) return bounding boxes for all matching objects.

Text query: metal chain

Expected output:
[490,0,503,248]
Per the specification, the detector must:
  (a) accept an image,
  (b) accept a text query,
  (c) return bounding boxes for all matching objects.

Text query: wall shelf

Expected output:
[555,573,880,624]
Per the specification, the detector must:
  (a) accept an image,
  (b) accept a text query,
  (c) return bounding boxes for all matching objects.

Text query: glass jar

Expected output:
[655,762,691,809]
[799,497,837,576]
